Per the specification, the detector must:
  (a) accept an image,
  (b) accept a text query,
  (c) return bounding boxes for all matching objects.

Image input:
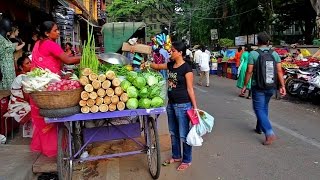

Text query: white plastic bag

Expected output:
[186,126,203,146]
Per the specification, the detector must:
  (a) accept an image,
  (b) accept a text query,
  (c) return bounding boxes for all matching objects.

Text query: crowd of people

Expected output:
[1,15,287,172]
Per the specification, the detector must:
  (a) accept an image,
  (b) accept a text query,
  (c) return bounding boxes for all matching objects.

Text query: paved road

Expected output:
[76,75,320,180]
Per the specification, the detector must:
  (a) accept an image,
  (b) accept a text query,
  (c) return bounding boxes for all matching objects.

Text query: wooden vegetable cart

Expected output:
[45,107,165,180]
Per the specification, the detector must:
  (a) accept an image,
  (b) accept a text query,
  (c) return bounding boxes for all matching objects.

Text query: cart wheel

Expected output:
[58,124,73,180]
[145,116,161,179]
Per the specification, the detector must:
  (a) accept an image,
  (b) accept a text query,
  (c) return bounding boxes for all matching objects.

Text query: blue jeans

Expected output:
[252,88,275,136]
[166,102,192,163]
[160,70,167,79]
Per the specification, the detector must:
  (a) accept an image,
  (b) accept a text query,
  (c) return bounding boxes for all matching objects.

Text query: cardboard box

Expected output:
[122,43,152,54]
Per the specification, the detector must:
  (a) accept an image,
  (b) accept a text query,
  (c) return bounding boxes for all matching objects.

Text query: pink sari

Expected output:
[30,40,63,157]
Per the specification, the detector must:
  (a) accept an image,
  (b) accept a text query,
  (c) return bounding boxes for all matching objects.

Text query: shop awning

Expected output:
[102,22,146,53]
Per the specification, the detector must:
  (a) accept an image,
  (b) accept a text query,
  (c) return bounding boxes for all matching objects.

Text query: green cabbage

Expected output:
[146,75,158,86]
[151,97,164,108]
[127,71,138,83]
[149,85,161,98]
[126,98,139,109]
[133,76,146,89]
[120,80,131,92]
[127,86,138,98]
[138,98,152,109]
[139,87,149,98]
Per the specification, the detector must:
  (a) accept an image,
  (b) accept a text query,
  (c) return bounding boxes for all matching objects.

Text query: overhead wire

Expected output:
[193,7,259,20]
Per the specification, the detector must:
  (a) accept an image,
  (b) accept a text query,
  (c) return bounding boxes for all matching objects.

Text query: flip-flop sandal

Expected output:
[238,94,245,97]
[162,158,181,166]
[246,96,251,99]
[177,162,192,171]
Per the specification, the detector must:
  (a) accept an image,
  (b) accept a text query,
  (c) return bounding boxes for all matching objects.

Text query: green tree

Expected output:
[273,0,316,44]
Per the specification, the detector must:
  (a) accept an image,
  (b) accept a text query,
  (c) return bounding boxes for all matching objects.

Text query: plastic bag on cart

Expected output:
[186,126,203,146]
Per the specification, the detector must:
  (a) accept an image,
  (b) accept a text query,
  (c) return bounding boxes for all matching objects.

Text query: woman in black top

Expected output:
[143,41,198,171]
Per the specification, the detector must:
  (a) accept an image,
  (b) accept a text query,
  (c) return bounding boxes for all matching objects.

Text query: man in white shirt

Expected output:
[198,46,210,87]
[193,47,202,75]
[205,47,211,57]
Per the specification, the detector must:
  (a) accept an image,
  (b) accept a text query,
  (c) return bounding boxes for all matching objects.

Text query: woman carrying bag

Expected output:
[142,41,198,171]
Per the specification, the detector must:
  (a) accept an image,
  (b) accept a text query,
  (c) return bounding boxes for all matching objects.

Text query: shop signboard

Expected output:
[235,36,247,46]
[248,34,258,45]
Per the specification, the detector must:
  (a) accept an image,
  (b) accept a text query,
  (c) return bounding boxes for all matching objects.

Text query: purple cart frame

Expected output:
[45,107,166,180]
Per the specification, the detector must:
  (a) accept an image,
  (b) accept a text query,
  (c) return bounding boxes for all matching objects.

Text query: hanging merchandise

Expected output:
[52,5,75,45]
[151,33,172,51]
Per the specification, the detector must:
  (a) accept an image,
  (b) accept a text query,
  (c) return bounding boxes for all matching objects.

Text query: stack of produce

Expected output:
[78,67,166,113]
[281,62,298,69]
[120,71,165,110]
[22,68,61,92]
[79,68,127,113]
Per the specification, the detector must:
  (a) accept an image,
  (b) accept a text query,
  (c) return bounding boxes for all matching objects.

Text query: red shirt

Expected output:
[153,53,165,64]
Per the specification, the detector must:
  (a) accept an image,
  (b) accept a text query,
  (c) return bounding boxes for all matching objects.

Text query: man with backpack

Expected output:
[241,32,286,145]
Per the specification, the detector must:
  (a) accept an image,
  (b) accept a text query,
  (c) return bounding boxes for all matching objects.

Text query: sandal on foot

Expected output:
[238,94,245,97]
[162,158,181,166]
[177,162,191,171]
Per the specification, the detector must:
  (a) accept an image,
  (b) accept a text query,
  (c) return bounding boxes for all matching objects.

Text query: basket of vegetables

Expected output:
[30,79,83,109]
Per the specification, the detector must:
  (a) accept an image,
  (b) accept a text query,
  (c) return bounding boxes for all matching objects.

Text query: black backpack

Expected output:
[253,49,278,90]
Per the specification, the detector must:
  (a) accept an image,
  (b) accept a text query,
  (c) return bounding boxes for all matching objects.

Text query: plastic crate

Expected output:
[210,70,217,75]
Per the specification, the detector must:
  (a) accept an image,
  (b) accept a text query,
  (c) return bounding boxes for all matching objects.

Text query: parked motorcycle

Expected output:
[294,72,320,102]
[284,67,319,96]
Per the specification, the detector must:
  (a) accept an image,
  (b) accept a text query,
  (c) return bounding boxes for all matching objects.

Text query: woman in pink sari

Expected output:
[31,21,80,157]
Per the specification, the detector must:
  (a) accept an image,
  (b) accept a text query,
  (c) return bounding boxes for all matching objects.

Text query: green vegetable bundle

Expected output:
[80,24,99,74]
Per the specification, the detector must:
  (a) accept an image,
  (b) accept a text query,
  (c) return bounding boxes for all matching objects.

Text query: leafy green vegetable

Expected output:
[120,80,131,92]
[127,71,138,83]
[133,76,146,89]
[28,68,46,77]
[139,87,149,98]
[149,85,161,99]
[146,75,158,86]
[126,98,139,109]
[151,97,164,108]
[127,86,138,98]
[99,64,129,76]
[138,98,152,109]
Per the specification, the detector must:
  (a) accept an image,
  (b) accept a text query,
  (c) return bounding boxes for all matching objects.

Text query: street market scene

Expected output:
[1,0,320,180]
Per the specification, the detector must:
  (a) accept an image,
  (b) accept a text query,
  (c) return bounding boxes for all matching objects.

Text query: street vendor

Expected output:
[30,21,81,157]
[296,49,304,60]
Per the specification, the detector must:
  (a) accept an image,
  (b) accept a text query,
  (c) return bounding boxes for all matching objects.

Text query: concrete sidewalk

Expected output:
[0,145,39,180]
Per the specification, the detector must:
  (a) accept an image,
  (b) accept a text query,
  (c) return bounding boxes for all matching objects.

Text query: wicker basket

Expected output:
[31,88,83,109]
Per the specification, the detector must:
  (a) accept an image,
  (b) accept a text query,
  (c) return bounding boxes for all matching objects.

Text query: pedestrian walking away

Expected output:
[193,47,202,76]
[241,32,286,145]
[237,44,252,98]
[142,41,198,171]
[198,46,210,87]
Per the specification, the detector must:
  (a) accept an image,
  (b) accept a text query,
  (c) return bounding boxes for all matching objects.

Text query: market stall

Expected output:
[22,26,166,180]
